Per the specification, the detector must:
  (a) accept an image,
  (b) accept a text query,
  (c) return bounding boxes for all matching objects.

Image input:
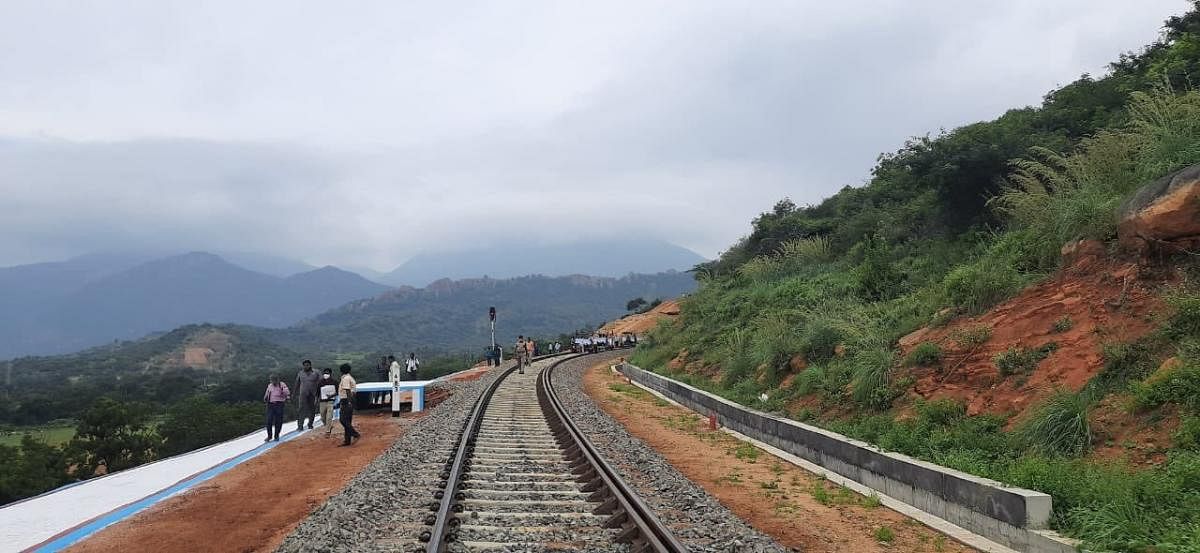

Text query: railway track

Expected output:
[418,354,686,553]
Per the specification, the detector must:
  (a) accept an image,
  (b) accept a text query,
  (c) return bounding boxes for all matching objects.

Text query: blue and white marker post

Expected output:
[391,361,401,417]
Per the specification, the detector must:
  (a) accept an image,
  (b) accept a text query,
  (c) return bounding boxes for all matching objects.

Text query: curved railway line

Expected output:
[418,353,686,553]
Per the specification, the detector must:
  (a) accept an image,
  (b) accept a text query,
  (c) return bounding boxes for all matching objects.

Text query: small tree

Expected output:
[626,297,648,312]
[67,398,160,477]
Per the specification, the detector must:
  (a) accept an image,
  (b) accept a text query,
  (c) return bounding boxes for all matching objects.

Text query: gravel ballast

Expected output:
[551,353,790,553]
[276,354,791,552]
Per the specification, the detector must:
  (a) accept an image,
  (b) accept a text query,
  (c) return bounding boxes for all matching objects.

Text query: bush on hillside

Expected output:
[854,238,903,301]
[1131,361,1200,413]
[1165,288,1200,339]
[994,87,1200,270]
[1018,391,1093,457]
[850,347,897,410]
[942,259,1022,315]
[904,341,942,367]
[1089,340,1158,395]
[799,322,842,364]
[1175,416,1200,450]
[994,343,1057,376]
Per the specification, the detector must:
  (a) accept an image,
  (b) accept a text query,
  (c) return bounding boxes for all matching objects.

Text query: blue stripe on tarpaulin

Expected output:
[31,426,310,553]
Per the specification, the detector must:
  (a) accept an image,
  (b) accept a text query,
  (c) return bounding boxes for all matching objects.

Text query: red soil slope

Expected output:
[601,299,681,335]
[898,248,1166,419]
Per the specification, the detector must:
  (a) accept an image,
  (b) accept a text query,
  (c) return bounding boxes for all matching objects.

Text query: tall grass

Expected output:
[1017,391,1093,457]
[738,235,834,281]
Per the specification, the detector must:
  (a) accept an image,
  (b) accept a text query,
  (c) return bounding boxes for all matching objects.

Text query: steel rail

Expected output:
[422,352,685,553]
[540,355,688,553]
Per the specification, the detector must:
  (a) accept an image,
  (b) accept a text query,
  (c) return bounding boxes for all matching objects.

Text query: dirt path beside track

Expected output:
[582,361,977,553]
[66,412,408,553]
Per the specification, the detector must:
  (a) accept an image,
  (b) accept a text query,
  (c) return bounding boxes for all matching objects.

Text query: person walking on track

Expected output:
[318,368,338,437]
[263,375,290,442]
[295,360,320,431]
[515,336,527,374]
[337,363,361,446]
[526,338,536,360]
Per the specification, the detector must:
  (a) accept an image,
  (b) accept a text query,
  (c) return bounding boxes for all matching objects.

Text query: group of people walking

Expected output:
[512,337,564,373]
[262,360,361,447]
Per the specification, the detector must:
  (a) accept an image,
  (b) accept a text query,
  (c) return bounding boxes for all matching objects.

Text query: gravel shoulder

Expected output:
[578,358,979,553]
[551,353,788,553]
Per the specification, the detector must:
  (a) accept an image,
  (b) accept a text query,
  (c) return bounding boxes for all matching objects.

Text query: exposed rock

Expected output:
[1118,164,1200,254]
[1061,239,1107,273]
[787,354,806,372]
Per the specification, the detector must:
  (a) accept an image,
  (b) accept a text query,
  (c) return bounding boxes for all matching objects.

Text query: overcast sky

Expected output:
[0,1,1186,270]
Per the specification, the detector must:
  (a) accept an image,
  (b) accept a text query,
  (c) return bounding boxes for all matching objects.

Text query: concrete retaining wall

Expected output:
[620,363,1080,553]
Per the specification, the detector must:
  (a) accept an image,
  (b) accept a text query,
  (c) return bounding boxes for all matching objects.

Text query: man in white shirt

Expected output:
[405,352,420,381]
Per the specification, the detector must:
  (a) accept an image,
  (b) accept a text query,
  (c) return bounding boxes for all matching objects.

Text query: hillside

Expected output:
[263,271,697,353]
[631,8,1200,552]
[0,252,390,359]
[380,239,705,286]
[2,324,308,425]
[600,299,681,335]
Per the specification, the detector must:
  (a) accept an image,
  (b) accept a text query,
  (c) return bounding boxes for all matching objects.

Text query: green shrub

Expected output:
[749,313,803,378]
[776,236,833,265]
[1165,289,1200,339]
[1175,416,1200,450]
[943,259,1023,315]
[800,322,841,364]
[915,398,967,426]
[904,341,942,367]
[874,526,895,543]
[1052,316,1074,333]
[854,237,903,301]
[1018,391,1093,457]
[1132,361,1200,413]
[850,348,897,410]
[1089,340,1158,395]
[995,343,1057,377]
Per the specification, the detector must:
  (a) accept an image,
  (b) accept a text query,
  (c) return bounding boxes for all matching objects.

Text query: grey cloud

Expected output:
[0,1,1184,269]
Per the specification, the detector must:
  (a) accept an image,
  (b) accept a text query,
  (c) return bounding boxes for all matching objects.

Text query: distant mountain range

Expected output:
[258,271,697,353]
[377,239,705,287]
[0,252,389,358]
[0,240,703,359]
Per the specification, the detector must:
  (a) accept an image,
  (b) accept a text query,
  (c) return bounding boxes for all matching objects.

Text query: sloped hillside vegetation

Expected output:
[633,7,1200,551]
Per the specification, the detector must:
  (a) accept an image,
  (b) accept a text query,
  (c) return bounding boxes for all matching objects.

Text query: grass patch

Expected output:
[874,526,895,543]
[951,325,992,349]
[732,442,761,462]
[995,343,1057,377]
[608,382,649,399]
[0,426,76,447]
[1052,316,1074,333]
[1017,391,1093,457]
[904,341,942,367]
[810,482,832,505]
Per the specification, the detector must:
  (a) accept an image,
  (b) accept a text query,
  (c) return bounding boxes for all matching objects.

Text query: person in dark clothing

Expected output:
[374,356,389,404]
[338,363,361,446]
[263,375,290,442]
[295,360,320,431]
[405,352,420,381]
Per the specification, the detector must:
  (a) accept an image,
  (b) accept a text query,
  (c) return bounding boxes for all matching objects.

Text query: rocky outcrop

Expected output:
[1118,164,1200,254]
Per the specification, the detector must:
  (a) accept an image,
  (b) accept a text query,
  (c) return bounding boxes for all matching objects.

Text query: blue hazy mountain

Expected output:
[0,252,390,358]
[381,239,706,287]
